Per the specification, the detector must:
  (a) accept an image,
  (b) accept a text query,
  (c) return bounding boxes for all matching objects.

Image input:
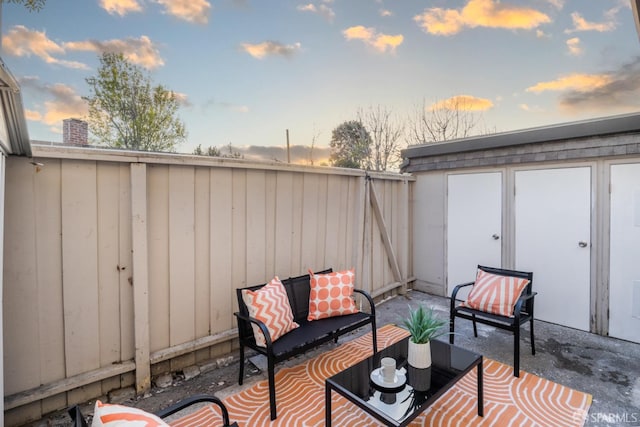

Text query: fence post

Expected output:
[131,163,151,394]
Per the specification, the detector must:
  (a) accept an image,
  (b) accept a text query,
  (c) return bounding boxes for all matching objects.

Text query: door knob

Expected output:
[492,234,500,240]
[578,241,588,248]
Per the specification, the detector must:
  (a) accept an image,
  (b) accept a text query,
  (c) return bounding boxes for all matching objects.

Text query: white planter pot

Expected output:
[407,340,432,369]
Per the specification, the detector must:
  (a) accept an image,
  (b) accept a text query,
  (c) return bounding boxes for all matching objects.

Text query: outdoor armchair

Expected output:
[449,265,536,377]
[68,394,238,427]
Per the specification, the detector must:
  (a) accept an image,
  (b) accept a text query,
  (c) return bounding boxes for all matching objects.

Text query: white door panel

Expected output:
[447,173,502,296]
[609,164,640,343]
[515,167,591,331]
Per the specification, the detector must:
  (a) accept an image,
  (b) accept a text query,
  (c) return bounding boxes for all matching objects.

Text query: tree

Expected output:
[329,120,372,169]
[193,143,243,159]
[84,52,186,152]
[3,0,46,11]
[407,97,492,145]
[357,105,405,171]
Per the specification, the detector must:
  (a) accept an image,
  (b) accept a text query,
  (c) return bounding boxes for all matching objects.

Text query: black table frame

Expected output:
[325,337,483,427]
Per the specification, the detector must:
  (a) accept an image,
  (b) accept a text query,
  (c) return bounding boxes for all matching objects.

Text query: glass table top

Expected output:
[326,336,482,426]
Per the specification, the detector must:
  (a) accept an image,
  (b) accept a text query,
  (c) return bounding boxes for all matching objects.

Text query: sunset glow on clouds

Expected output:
[526,73,612,93]
[2,26,88,69]
[430,95,494,112]
[99,0,142,16]
[240,41,302,59]
[156,0,211,25]
[99,0,211,23]
[566,37,583,56]
[64,36,164,69]
[343,26,403,53]
[414,0,550,36]
[297,3,335,22]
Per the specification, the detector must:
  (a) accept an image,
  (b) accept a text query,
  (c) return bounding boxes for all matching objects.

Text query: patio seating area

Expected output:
[32,289,640,426]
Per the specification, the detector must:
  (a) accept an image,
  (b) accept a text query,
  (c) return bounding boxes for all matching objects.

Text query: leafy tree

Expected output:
[3,0,46,11]
[84,52,186,152]
[329,120,372,169]
[358,105,405,171]
[194,144,221,156]
[193,143,243,159]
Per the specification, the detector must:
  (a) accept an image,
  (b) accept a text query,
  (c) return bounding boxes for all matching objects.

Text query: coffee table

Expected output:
[325,336,483,426]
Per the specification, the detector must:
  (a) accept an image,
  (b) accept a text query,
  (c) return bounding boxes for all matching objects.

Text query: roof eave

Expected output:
[0,60,31,157]
[402,112,640,160]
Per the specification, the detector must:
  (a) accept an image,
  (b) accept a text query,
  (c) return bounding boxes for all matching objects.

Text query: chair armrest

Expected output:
[233,312,274,348]
[67,406,89,427]
[450,281,475,314]
[513,291,537,317]
[155,394,236,426]
[353,288,376,317]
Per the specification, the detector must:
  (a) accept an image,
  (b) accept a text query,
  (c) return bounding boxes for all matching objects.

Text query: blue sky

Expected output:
[2,0,639,163]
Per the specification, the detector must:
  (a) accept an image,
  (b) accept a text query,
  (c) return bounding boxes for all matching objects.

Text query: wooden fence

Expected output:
[3,145,414,425]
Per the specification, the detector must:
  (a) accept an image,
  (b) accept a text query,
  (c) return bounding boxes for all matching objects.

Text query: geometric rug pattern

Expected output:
[170,324,592,426]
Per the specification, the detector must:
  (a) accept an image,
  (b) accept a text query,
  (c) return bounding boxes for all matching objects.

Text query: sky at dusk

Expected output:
[2,0,640,163]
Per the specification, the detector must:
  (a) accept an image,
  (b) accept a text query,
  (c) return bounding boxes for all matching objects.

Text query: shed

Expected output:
[401,112,640,344]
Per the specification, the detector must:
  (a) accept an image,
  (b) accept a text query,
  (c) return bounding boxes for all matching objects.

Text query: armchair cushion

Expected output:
[241,276,299,347]
[91,400,169,427]
[461,268,530,317]
[307,268,359,320]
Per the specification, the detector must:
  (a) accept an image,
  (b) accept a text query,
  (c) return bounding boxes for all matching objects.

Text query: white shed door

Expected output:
[447,172,502,296]
[515,167,591,331]
[609,164,640,343]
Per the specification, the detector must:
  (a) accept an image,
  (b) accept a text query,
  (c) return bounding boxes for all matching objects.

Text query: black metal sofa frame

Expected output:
[68,394,238,427]
[449,265,536,377]
[234,268,377,420]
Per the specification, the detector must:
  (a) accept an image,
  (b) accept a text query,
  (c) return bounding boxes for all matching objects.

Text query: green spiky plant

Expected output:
[401,305,448,344]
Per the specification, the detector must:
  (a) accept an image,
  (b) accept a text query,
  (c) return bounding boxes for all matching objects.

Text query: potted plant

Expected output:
[401,305,448,369]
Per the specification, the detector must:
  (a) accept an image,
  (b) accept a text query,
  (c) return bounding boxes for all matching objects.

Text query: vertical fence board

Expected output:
[119,165,134,365]
[97,164,122,364]
[232,170,247,288]
[324,175,342,270]
[61,160,101,402]
[265,171,277,279]
[130,163,150,393]
[96,164,123,394]
[210,168,233,333]
[301,174,320,270]
[290,174,304,274]
[274,172,294,275]
[246,170,266,284]
[168,166,196,347]
[3,158,40,395]
[148,165,170,352]
[194,168,211,339]
[34,159,66,411]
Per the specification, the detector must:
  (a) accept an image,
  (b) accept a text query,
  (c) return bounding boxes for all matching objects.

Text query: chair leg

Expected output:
[371,319,378,354]
[449,314,455,344]
[268,355,277,420]
[530,318,536,355]
[514,327,520,377]
[472,314,478,337]
[238,345,245,385]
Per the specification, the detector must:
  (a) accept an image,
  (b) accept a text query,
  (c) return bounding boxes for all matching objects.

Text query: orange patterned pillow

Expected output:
[462,269,530,317]
[241,277,299,347]
[308,269,359,321]
[91,400,169,426]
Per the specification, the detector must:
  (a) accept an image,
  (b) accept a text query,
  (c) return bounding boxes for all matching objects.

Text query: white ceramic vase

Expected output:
[407,340,432,369]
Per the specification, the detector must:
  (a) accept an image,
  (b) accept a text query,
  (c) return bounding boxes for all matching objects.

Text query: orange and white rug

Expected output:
[171,324,592,427]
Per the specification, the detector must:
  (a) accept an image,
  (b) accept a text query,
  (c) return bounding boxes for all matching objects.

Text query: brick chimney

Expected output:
[63,118,88,146]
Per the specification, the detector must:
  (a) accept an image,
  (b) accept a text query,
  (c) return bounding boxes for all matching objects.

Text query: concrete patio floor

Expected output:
[29,290,640,426]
